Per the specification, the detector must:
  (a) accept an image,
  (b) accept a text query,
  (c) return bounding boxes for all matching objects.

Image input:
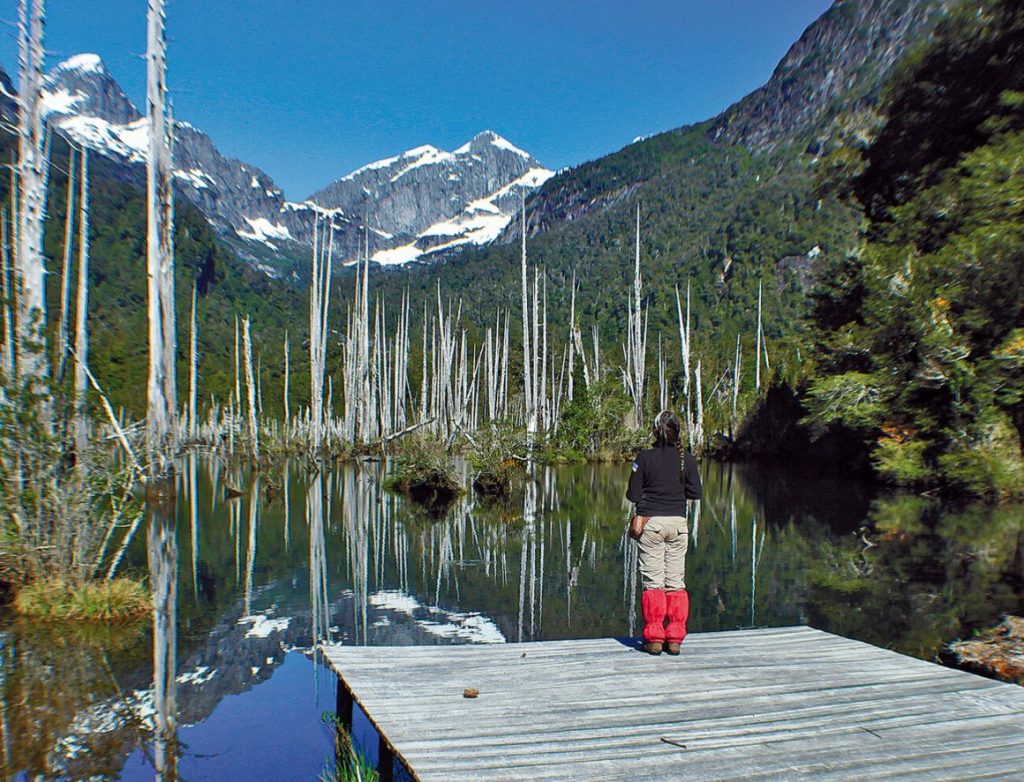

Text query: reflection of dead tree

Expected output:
[309,471,330,654]
[147,507,178,780]
[244,478,259,615]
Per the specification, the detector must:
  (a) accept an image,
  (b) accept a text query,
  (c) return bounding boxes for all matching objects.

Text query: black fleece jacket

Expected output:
[626,446,702,517]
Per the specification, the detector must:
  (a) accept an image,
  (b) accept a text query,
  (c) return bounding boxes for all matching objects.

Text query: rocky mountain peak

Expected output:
[308,131,549,246]
[455,129,533,159]
[44,53,140,126]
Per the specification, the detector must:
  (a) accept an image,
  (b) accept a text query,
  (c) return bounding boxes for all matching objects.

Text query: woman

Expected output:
[626,410,702,655]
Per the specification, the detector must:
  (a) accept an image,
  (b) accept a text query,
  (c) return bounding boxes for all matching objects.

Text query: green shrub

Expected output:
[384,436,464,511]
[937,425,1024,500]
[468,426,527,500]
[548,380,646,461]
[872,437,930,485]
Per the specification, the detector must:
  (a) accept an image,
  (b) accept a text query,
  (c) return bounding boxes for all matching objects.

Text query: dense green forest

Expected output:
[803,0,1024,497]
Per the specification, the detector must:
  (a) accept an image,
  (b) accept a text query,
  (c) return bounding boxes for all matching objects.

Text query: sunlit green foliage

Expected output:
[546,378,648,462]
[805,0,1024,496]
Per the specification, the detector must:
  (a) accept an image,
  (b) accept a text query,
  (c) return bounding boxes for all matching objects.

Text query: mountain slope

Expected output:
[374,1,947,325]
[801,0,1024,495]
[509,0,951,240]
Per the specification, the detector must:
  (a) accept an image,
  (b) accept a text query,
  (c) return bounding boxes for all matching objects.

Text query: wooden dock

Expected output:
[323,625,1024,781]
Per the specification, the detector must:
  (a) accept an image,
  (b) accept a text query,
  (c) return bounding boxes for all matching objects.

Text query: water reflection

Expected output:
[147,505,178,781]
[1,460,1022,779]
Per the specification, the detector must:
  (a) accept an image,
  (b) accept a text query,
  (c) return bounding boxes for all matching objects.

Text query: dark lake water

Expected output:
[3,456,1023,780]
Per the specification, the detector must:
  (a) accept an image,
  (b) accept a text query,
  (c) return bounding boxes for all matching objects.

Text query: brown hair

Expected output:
[655,411,679,448]
[653,410,685,458]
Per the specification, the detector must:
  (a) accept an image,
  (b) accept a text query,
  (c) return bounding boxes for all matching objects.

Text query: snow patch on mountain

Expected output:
[41,86,85,115]
[488,133,532,159]
[411,166,554,255]
[389,145,456,182]
[53,53,105,75]
[341,149,415,181]
[237,217,294,248]
[57,115,149,162]
[371,243,423,266]
[175,168,216,190]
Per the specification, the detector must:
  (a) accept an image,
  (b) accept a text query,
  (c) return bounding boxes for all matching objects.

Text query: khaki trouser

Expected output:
[638,515,688,591]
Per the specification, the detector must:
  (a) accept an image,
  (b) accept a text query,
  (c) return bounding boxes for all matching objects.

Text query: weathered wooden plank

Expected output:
[330,672,1001,737]
[368,678,1006,742]
[405,721,1024,782]
[323,626,1024,782]
[390,693,1021,756]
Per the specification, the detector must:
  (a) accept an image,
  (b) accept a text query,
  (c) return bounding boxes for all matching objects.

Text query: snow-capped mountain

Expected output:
[38,54,552,269]
[309,131,552,264]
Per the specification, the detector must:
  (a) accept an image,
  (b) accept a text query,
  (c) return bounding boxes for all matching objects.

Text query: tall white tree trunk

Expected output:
[308,215,323,449]
[520,196,535,446]
[187,283,197,440]
[282,330,289,428]
[1,208,14,381]
[73,149,90,454]
[675,280,692,430]
[755,280,762,391]
[731,334,742,435]
[631,203,645,425]
[242,315,258,458]
[146,0,177,464]
[15,0,49,386]
[56,145,76,381]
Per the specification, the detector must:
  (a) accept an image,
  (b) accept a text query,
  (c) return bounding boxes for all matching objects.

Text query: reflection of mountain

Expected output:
[49,584,504,779]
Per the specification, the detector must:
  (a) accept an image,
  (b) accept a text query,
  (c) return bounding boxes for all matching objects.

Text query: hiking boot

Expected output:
[665,642,681,656]
[644,641,663,655]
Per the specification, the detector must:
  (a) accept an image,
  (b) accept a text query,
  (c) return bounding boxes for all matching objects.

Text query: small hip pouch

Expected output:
[628,515,650,541]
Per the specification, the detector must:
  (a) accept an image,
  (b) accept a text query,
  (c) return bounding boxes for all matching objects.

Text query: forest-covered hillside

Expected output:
[15,0,1011,489]
[800,0,1024,496]
[364,0,950,394]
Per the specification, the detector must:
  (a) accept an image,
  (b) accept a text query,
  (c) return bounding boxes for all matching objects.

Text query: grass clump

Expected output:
[320,714,381,782]
[383,436,464,512]
[14,577,151,622]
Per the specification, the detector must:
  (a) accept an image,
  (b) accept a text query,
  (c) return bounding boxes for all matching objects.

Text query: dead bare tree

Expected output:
[187,283,198,440]
[15,0,49,388]
[73,149,90,455]
[145,0,178,467]
[520,195,536,447]
[56,145,76,382]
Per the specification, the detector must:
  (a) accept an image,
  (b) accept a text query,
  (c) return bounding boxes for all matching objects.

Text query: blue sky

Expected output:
[1,1,833,199]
